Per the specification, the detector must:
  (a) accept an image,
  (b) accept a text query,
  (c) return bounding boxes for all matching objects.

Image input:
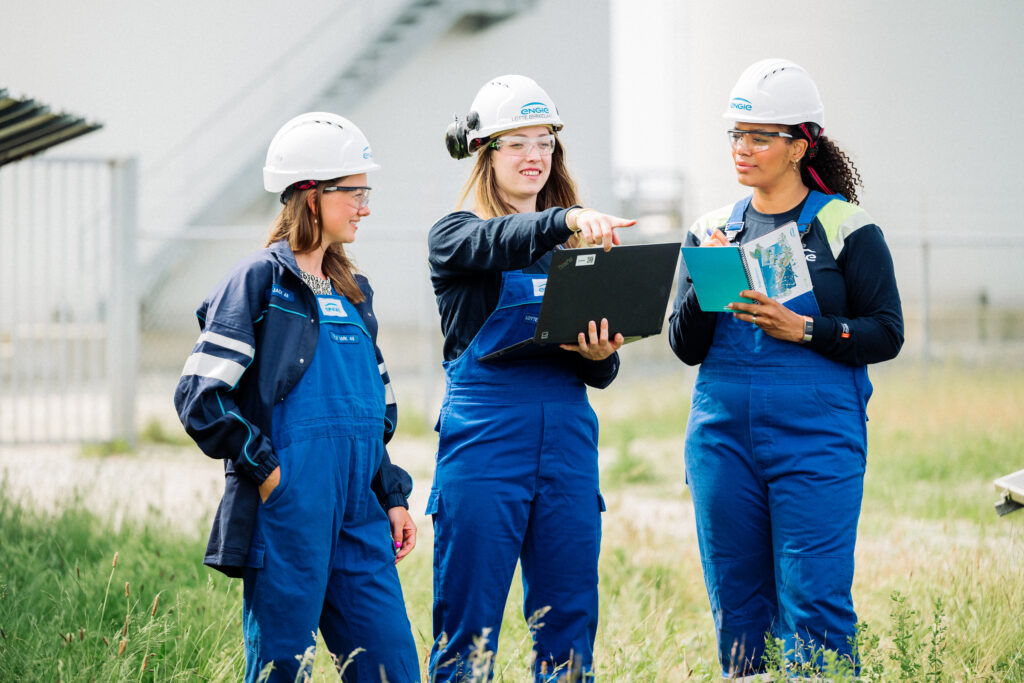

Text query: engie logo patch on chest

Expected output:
[318,297,347,318]
[532,278,547,297]
[269,284,295,302]
[329,331,359,344]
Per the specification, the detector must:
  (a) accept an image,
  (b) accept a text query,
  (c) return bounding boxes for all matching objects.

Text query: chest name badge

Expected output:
[532,278,547,297]
[524,313,539,325]
[269,284,295,302]
[318,297,347,318]
[329,331,359,344]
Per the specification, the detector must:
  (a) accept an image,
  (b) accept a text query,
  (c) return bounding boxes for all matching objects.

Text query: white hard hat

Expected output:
[263,112,380,194]
[723,59,825,127]
[445,75,563,159]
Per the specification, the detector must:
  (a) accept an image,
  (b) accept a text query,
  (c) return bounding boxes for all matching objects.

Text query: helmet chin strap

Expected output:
[806,166,835,195]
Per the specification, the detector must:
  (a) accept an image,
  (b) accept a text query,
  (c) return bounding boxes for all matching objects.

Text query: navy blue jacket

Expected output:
[428,207,619,387]
[174,239,411,577]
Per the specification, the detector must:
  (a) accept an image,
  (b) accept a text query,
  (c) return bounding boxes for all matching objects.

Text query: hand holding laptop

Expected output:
[558,318,625,361]
[567,208,637,251]
[478,242,681,363]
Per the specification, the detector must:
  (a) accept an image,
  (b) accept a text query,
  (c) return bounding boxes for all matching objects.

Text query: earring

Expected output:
[792,159,800,171]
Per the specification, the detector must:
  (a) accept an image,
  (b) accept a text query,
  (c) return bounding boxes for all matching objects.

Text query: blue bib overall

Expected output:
[241,293,419,683]
[427,268,604,682]
[685,195,872,675]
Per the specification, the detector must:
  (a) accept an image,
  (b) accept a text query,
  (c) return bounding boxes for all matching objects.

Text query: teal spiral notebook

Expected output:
[680,246,756,311]
[681,222,812,312]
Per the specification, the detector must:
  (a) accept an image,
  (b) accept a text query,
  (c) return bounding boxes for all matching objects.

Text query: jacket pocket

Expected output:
[260,457,290,508]
[425,488,440,517]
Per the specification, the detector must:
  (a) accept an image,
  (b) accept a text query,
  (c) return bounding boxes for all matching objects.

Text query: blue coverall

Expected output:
[174,240,419,683]
[670,192,904,676]
[241,292,419,682]
[426,208,618,682]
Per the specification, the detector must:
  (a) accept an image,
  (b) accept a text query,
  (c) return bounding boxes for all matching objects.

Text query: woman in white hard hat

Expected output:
[426,75,635,681]
[174,113,419,682]
[669,59,904,677]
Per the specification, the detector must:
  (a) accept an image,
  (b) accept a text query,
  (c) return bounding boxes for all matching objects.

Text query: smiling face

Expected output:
[730,122,806,191]
[489,125,553,211]
[309,173,370,246]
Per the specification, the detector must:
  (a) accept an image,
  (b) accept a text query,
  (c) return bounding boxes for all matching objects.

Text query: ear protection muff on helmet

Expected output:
[444,111,481,160]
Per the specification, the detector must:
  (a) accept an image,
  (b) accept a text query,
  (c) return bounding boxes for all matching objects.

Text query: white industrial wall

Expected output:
[614,0,1024,310]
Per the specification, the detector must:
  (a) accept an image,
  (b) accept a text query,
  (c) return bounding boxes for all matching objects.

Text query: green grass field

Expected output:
[1,363,1022,681]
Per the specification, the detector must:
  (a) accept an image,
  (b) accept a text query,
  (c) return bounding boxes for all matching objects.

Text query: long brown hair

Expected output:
[456,131,586,247]
[265,181,364,303]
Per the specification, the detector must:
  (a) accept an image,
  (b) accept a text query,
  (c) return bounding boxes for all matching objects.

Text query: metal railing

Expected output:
[0,157,137,445]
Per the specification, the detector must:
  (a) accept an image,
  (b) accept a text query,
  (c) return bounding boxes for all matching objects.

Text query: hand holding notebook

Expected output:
[681,222,812,312]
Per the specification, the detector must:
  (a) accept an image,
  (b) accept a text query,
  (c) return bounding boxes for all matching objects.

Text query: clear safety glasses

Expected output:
[322,185,371,208]
[489,134,557,157]
[727,129,793,153]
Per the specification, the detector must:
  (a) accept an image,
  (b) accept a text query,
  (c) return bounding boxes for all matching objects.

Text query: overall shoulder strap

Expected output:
[728,196,752,227]
[797,191,843,233]
[805,192,876,260]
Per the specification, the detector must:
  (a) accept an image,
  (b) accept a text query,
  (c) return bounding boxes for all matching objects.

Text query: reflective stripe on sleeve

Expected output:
[378,362,396,405]
[181,352,247,387]
[198,330,255,358]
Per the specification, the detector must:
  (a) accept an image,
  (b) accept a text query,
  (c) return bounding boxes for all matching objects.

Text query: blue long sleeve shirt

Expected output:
[669,196,904,367]
[428,207,619,388]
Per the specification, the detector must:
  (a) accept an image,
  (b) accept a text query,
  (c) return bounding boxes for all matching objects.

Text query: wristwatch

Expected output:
[801,317,814,344]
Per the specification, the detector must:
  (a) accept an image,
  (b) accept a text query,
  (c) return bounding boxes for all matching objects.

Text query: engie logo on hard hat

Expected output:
[514,101,551,122]
[729,97,753,112]
[362,146,373,160]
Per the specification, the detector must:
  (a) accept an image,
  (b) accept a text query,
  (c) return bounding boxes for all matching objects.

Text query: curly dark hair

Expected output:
[788,123,863,205]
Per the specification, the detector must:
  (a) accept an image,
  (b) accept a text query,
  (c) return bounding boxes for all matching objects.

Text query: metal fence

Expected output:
[0,157,137,445]
[3,160,1023,446]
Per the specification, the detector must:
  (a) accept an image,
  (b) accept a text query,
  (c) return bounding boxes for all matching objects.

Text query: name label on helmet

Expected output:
[514,101,552,124]
[729,97,753,112]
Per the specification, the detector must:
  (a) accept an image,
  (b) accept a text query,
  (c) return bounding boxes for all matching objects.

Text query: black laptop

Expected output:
[479,241,681,362]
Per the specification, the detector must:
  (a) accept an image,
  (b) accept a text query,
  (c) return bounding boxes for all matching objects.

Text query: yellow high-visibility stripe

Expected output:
[816,200,874,259]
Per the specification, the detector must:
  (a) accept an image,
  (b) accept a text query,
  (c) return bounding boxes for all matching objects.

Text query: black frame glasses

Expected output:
[323,185,372,207]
